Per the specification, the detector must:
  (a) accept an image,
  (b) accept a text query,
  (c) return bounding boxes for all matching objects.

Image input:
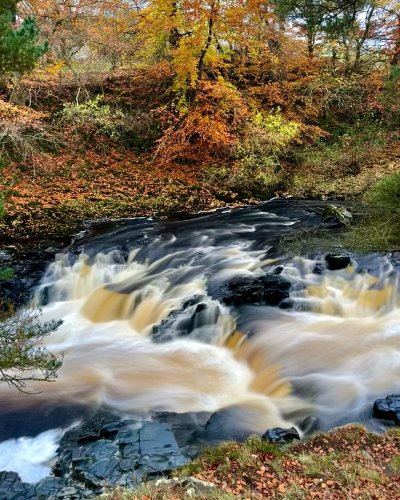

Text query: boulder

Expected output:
[262,427,300,443]
[0,243,64,308]
[322,205,352,226]
[298,416,319,436]
[373,394,400,425]
[35,476,67,498]
[219,274,291,307]
[152,296,219,343]
[325,253,351,271]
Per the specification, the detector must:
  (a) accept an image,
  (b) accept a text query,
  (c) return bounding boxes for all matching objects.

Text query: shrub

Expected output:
[379,66,400,129]
[304,72,369,127]
[61,95,124,141]
[344,174,400,252]
[364,172,400,210]
[61,96,159,149]
[221,109,299,198]
[236,108,299,170]
[0,267,14,280]
[294,122,387,178]
[0,99,54,162]
[0,193,4,219]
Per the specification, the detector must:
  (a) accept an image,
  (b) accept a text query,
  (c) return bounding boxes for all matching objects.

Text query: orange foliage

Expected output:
[155,80,251,164]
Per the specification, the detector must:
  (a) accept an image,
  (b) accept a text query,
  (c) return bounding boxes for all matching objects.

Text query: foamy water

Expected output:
[1,200,399,481]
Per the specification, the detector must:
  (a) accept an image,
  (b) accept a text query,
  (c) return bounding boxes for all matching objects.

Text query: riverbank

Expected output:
[102,424,400,500]
[0,199,399,499]
[1,146,399,242]
[1,75,400,242]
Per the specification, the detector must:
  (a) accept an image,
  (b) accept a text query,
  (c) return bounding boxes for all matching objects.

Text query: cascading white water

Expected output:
[24,245,296,431]
[1,199,399,481]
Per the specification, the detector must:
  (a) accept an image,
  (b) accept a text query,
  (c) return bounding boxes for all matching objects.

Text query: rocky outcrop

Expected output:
[373,394,400,425]
[152,296,220,343]
[55,416,188,492]
[0,243,64,307]
[218,273,292,308]
[325,253,351,271]
[262,427,300,444]
[0,412,190,500]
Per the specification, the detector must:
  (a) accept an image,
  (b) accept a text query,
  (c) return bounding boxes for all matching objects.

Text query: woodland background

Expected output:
[0,0,400,240]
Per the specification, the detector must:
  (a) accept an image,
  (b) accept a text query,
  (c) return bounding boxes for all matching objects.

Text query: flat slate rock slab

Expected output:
[0,417,189,499]
[57,419,189,492]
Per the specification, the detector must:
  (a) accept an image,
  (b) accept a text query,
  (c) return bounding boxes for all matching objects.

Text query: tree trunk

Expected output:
[197,7,215,81]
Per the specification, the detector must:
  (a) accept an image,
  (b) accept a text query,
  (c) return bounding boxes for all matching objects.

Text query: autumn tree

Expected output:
[22,0,143,70]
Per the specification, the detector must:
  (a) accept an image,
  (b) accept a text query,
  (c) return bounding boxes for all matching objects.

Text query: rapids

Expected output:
[0,199,399,479]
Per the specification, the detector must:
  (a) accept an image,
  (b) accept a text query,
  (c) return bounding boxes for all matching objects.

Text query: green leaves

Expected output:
[0,11,47,77]
[0,308,62,391]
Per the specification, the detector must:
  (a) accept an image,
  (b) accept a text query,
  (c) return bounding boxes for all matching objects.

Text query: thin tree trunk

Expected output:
[197,6,215,80]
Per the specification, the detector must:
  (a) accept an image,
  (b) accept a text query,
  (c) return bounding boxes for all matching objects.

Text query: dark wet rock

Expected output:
[81,473,102,491]
[100,421,126,439]
[51,413,189,495]
[35,476,67,498]
[373,394,400,425]
[0,250,13,262]
[118,458,137,472]
[298,416,319,436]
[0,471,30,500]
[152,296,220,343]
[312,262,325,275]
[84,440,119,462]
[117,428,140,445]
[219,274,291,307]
[262,427,300,443]
[86,457,119,480]
[140,422,179,452]
[155,411,211,448]
[120,442,140,460]
[0,242,65,307]
[200,406,263,443]
[279,298,294,309]
[59,410,123,451]
[325,253,351,271]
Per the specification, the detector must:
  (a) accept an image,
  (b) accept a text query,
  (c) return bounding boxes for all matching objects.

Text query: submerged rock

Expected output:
[298,416,319,436]
[219,274,291,307]
[152,296,220,343]
[262,427,300,443]
[373,394,400,425]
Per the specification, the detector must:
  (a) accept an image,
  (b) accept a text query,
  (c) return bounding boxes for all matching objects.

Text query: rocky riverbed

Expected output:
[1,200,400,499]
[1,395,399,500]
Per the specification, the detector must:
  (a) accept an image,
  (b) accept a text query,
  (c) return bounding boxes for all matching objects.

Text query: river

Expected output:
[0,198,399,483]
